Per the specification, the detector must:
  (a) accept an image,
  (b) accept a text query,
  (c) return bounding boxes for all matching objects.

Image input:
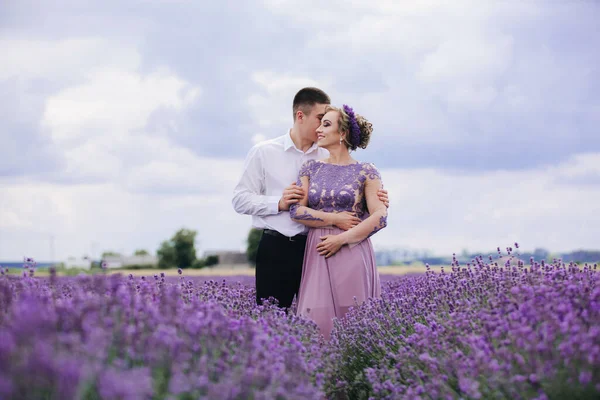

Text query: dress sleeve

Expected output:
[289,160,319,219]
[362,163,387,238]
[362,162,382,181]
[296,159,314,184]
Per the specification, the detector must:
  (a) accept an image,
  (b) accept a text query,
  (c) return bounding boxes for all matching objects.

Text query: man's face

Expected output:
[302,103,328,142]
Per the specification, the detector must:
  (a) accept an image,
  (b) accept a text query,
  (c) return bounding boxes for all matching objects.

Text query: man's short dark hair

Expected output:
[292,87,331,121]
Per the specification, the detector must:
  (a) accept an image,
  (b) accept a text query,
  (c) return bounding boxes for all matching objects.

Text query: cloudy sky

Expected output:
[1,0,599,262]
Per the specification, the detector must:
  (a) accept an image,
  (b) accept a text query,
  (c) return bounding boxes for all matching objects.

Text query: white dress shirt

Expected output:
[232,131,329,237]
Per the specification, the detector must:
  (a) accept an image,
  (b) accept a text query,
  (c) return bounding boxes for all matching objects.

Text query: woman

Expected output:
[289,104,387,339]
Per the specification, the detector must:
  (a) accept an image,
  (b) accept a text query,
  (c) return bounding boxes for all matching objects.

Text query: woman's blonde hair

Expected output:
[324,105,373,151]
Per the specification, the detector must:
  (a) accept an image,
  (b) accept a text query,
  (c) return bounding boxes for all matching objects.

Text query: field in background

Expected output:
[4,264,443,277]
[118,265,442,277]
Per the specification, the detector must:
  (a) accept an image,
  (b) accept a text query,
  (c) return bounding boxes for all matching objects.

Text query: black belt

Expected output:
[263,229,307,242]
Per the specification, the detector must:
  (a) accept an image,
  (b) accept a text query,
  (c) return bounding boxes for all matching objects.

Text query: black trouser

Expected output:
[255,230,307,309]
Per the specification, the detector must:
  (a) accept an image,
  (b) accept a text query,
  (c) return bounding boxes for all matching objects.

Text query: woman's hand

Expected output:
[332,211,362,231]
[316,234,348,258]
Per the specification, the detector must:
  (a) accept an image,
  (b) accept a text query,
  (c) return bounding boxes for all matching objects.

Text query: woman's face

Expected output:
[316,110,344,149]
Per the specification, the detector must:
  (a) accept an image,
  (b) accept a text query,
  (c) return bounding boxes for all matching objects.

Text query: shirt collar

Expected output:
[284,130,320,154]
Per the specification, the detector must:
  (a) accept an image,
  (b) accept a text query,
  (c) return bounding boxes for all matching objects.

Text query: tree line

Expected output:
[103,229,600,270]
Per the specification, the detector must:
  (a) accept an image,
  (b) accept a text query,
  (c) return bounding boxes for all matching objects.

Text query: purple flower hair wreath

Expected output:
[343,105,361,148]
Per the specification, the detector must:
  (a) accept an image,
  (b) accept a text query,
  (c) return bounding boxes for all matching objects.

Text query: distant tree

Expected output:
[246,228,262,266]
[90,261,102,269]
[157,240,177,269]
[101,251,121,258]
[134,249,150,256]
[562,250,600,263]
[157,228,198,269]
[173,228,198,268]
[205,255,219,266]
[533,248,549,261]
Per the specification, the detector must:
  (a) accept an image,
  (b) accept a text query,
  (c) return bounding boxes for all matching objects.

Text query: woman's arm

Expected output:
[289,175,339,228]
[338,169,387,245]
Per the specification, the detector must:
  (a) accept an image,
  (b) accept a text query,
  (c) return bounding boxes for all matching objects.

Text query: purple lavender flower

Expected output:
[319,245,600,399]
[0,244,597,399]
[342,105,361,148]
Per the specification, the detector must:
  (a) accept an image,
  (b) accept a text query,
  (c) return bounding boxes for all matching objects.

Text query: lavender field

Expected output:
[0,250,599,399]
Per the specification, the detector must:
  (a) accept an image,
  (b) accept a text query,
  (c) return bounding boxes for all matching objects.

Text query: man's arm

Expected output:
[377,186,390,208]
[289,175,361,229]
[232,145,280,216]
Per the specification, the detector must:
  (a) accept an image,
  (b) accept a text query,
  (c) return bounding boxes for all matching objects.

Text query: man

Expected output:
[232,87,388,309]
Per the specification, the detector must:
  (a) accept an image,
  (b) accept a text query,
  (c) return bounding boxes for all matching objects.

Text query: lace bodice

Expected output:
[290,160,382,220]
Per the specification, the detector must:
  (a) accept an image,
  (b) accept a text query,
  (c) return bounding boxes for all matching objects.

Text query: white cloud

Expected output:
[248,71,330,130]
[0,183,76,234]
[552,153,600,185]
[260,0,561,145]
[372,152,600,255]
[1,0,598,264]
[416,33,512,109]
[2,151,599,261]
[123,155,243,195]
[11,38,207,190]
[252,134,267,144]
[0,36,246,260]
[0,38,140,82]
[251,71,321,96]
[42,66,200,145]
[0,180,248,261]
[417,35,514,85]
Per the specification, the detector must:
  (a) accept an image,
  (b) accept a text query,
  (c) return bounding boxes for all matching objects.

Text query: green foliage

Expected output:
[101,251,121,258]
[134,249,150,256]
[191,255,219,269]
[157,228,198,269]
[157,240,177,269]
[246,228,262,266]
[192,258,206,269]
[112,264,159,270]
[79,382,101,400]
[205,255,219,266]
[90,261,102,269]
[173,228,198,268]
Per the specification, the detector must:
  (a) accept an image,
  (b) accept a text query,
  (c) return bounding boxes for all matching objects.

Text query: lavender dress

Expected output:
[290,160,384,340]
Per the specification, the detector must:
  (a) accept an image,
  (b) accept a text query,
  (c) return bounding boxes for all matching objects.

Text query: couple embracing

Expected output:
[232,87,389,339]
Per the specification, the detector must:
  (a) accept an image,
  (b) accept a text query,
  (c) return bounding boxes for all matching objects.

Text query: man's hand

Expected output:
[316,234,347,258]
[333,211,362,231]
[278,182,305,211]
[377,186,389,208]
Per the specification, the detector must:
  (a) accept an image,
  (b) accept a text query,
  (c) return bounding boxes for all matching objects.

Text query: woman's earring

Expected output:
[340,137,343,144]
